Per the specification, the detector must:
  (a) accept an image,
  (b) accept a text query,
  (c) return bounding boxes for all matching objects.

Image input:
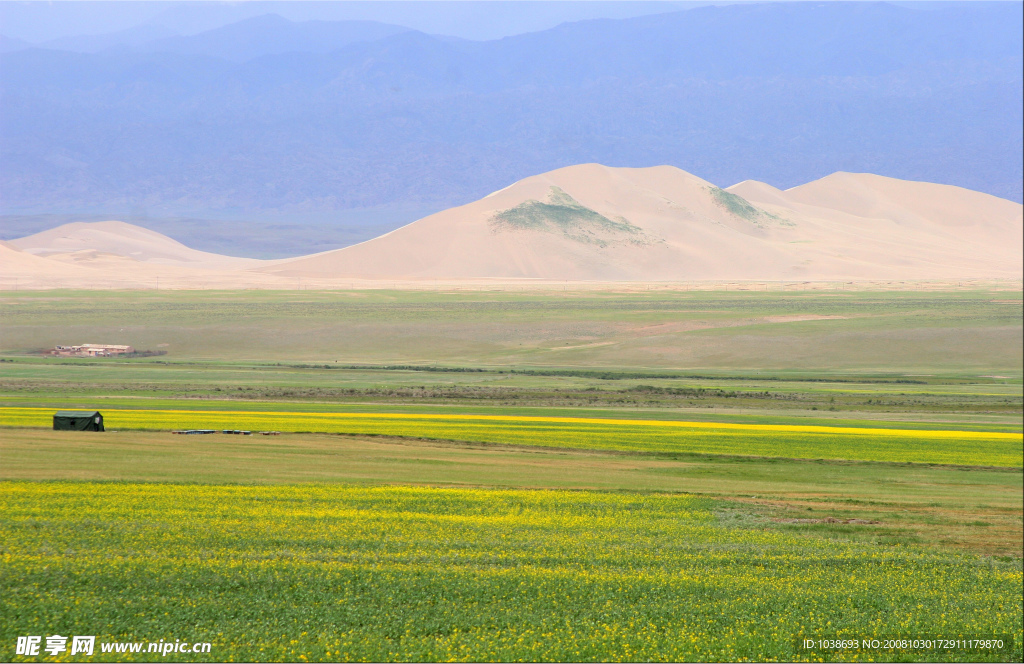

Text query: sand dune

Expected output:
[257,164,802,281]
[260,164,1023,281]
[0,225,280,290]
[728,172,1023,277]
[4,165,1022,288]
[10,221,262,269]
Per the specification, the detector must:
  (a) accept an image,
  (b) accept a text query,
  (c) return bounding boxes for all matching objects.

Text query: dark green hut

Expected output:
[53,411,104,431]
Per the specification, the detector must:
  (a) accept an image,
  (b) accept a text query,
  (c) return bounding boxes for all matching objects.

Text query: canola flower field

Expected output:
[1,406,1021,467]
[1,482,1020,662]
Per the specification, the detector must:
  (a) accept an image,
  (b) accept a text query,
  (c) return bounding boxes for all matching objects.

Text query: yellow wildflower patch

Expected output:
[0,483,1020,662]
[1,406,1020,467]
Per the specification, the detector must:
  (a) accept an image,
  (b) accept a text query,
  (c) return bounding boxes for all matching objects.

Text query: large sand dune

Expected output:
[3,165,1021,288]
[259,164,1022,281]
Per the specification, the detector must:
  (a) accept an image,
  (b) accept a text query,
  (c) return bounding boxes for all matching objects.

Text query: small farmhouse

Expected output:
[53,411,105,431]
[52,344,135,357]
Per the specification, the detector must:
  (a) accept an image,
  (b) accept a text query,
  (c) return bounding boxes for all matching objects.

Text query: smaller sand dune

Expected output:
[784,172,1023,246]
[725,181,792,207]
[0,226,284,290]
[10,221,262,269]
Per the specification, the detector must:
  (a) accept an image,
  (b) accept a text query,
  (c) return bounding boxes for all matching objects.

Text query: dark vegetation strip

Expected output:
[286,363,930,383]
[0,357,941,383]
[328,432,1024,472]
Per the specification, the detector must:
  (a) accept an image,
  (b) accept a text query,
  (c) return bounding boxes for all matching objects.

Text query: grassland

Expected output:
[1,358,1021,428]
[0,289,1020,372]
[2,289,1019,435]
[2,429,1021,557]
[2,483,1021,662]
[1,288,1021,661]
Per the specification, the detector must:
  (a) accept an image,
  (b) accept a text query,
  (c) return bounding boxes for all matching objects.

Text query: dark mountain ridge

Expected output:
[136,14,414,62]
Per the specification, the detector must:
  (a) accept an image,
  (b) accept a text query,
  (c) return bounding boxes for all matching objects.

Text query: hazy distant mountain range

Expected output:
[10,14,414,59]
[1,2,1021,257]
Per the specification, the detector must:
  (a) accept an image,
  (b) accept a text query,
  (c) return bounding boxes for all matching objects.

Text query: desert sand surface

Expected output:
[10,221,262,269]
[1,227,283,290]
[263,164,1022,282]
[3,165,1021,289]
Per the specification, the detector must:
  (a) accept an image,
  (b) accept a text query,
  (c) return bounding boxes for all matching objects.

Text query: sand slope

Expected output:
[259,164,1023,281]
[0,240,96,282]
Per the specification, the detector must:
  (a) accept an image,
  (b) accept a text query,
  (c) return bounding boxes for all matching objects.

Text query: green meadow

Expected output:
[1,483,1020,662]
[1,288,1021,661]
[1,289,1020,371]
[2,428,1021,557]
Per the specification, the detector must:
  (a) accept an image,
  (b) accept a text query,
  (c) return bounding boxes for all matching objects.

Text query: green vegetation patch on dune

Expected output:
[490,187,651,246]
[709,187,794,227]
[1,483,1020,662]
[710,186,762,220]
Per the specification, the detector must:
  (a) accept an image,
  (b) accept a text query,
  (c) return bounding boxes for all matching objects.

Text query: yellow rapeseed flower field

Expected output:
[2,406,1020,466]
[1,483,1020,662]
